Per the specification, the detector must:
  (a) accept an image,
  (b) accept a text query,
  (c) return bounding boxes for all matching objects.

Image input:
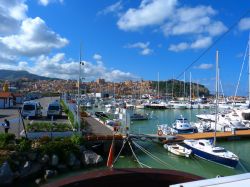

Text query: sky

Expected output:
[1,0,250,96]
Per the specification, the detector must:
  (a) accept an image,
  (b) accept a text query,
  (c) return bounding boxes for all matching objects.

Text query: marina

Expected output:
[1,1,250,186]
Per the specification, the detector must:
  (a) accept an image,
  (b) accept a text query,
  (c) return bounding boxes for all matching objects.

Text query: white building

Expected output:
[0,92,13,109]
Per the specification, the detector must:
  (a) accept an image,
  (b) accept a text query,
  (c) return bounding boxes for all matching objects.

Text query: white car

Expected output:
[21,101,43,118]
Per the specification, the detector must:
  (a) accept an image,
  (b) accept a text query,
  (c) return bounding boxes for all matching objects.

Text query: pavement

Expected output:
[0,96,65,138]
[0,96,113,137]
[83,116,113,136]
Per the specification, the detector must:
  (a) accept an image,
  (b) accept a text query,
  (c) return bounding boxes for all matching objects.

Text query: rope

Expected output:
[113,138,127,165]
[234,42,249,103]
[132,141,174,169]
[175,9,250,80]
[128,140,143,168]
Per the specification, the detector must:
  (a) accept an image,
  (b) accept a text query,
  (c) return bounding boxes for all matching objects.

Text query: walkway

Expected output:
[83,116,113,136]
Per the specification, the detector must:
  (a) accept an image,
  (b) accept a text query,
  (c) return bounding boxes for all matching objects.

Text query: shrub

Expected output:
[26,122,72,132]
[0,133,15,149]
[39,138,79,163]
[17,138,31,152]
[70,134,83,145]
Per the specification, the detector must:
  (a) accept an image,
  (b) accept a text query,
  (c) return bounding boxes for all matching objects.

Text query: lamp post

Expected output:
[77,44,84,132]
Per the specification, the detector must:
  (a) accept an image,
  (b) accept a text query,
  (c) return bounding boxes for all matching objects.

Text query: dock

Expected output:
[82,116,114,136]
[148,130,250,144]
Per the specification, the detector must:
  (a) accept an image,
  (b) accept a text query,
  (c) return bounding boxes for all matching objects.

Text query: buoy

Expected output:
[158,130,163,136]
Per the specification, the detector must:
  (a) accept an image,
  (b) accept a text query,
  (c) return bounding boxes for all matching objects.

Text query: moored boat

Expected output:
[171,115,197,134]
[164,144,192,158]
[183,139,239,168]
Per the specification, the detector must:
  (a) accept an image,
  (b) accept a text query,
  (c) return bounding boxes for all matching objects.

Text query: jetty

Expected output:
[161,130,250,144]
[82,116,113,136]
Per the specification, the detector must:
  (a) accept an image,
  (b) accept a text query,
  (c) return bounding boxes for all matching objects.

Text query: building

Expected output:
[0,92,13,109]
[96,78,105,85]
[12,93,24,104]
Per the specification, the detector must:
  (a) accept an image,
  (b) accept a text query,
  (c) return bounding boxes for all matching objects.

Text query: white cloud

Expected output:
[38,0,64,6]
[194,63,213,70]
[93,54,102,61]
[125,42,153,55]
[239,17,250,31]
[0,0,28,35]
[0,17,68,57]
[190,36,212,49]
[168,36,212,52]
[117,0,177,31]
[162,6,227,37]
[168,42,189,52]
[117,1,227,52]
[0,53,138,81]
[98,1,123,15]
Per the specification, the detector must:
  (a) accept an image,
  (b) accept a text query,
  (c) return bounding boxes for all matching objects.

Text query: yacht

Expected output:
[130,113,150,121]
[171,115,197,134]
[184,51,239,168]
[183,139,239,168]
[144,100,169,109]
[168,100,187,109]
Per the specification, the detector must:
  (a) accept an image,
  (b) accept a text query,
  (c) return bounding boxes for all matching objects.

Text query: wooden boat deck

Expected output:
[161,129,250,144]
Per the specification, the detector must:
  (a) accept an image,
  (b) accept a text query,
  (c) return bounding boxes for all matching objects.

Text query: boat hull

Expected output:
[184,144,238,168]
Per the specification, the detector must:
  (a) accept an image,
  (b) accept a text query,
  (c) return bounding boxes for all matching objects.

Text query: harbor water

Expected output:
[114,108,250,178]
[46,108,250,185]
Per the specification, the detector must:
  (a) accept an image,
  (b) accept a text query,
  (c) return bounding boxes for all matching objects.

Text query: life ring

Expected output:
[158,130,163,136]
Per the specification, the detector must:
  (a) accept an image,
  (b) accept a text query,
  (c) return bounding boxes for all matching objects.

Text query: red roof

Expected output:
[0,92,13,98]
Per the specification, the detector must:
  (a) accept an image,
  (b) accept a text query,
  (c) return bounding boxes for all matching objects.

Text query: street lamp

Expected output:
[77,43,84,132]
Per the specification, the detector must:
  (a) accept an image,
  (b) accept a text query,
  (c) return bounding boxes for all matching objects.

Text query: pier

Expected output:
[82,116,114,136]
[161,130,250,144]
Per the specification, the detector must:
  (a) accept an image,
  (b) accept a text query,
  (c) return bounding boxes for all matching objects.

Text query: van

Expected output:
[21,101,43,118]
[47,101,62,118]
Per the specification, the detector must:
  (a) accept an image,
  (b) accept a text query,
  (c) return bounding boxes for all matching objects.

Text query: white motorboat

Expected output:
[168,101,187,109]
[164,144,192,158]
[183,139,239,168]
[171,115,197,134]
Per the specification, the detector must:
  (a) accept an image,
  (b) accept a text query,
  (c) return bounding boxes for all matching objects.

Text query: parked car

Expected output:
[21,101,43,118]
[47,101,62,119]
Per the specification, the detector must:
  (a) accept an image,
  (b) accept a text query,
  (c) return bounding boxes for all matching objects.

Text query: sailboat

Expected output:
[184,50,239,168]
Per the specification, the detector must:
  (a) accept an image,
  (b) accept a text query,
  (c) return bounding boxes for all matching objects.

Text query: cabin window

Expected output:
[199,142,205,146]
[213,149,226,153]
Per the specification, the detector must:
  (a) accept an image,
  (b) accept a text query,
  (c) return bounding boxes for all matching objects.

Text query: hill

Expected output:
[0,70,58,81]
[151,79,210,97]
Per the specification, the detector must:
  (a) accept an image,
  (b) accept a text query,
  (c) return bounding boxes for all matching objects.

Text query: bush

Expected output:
[39,138,79,163]
[26,122,72,132]
[70,134,83,145]
[17,138,31,152]
[0,133,15,149]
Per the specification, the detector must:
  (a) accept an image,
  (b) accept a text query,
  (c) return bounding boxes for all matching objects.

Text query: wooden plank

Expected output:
[158,130,250,144]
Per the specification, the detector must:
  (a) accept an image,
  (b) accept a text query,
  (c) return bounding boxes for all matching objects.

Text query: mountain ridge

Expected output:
[0,69,59,81]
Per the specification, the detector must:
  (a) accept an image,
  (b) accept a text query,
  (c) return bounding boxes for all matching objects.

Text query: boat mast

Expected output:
[77,44,82,132]
[189,72,192,103]
[196,81,199,98]
[214,50,219,146]
[158,72,160,98]
[172,74,174,100]
[184,71,186,101]
[248,33,250,105]
[166,79,168,102]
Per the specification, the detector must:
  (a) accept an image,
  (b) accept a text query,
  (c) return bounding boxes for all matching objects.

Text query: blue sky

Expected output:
[1,0,250,95]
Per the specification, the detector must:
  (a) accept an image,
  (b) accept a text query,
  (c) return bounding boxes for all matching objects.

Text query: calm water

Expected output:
[115,108,250,178]
[46,108,250,185]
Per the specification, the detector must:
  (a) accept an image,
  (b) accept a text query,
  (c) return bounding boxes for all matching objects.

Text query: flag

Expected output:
[107,141,114,168]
